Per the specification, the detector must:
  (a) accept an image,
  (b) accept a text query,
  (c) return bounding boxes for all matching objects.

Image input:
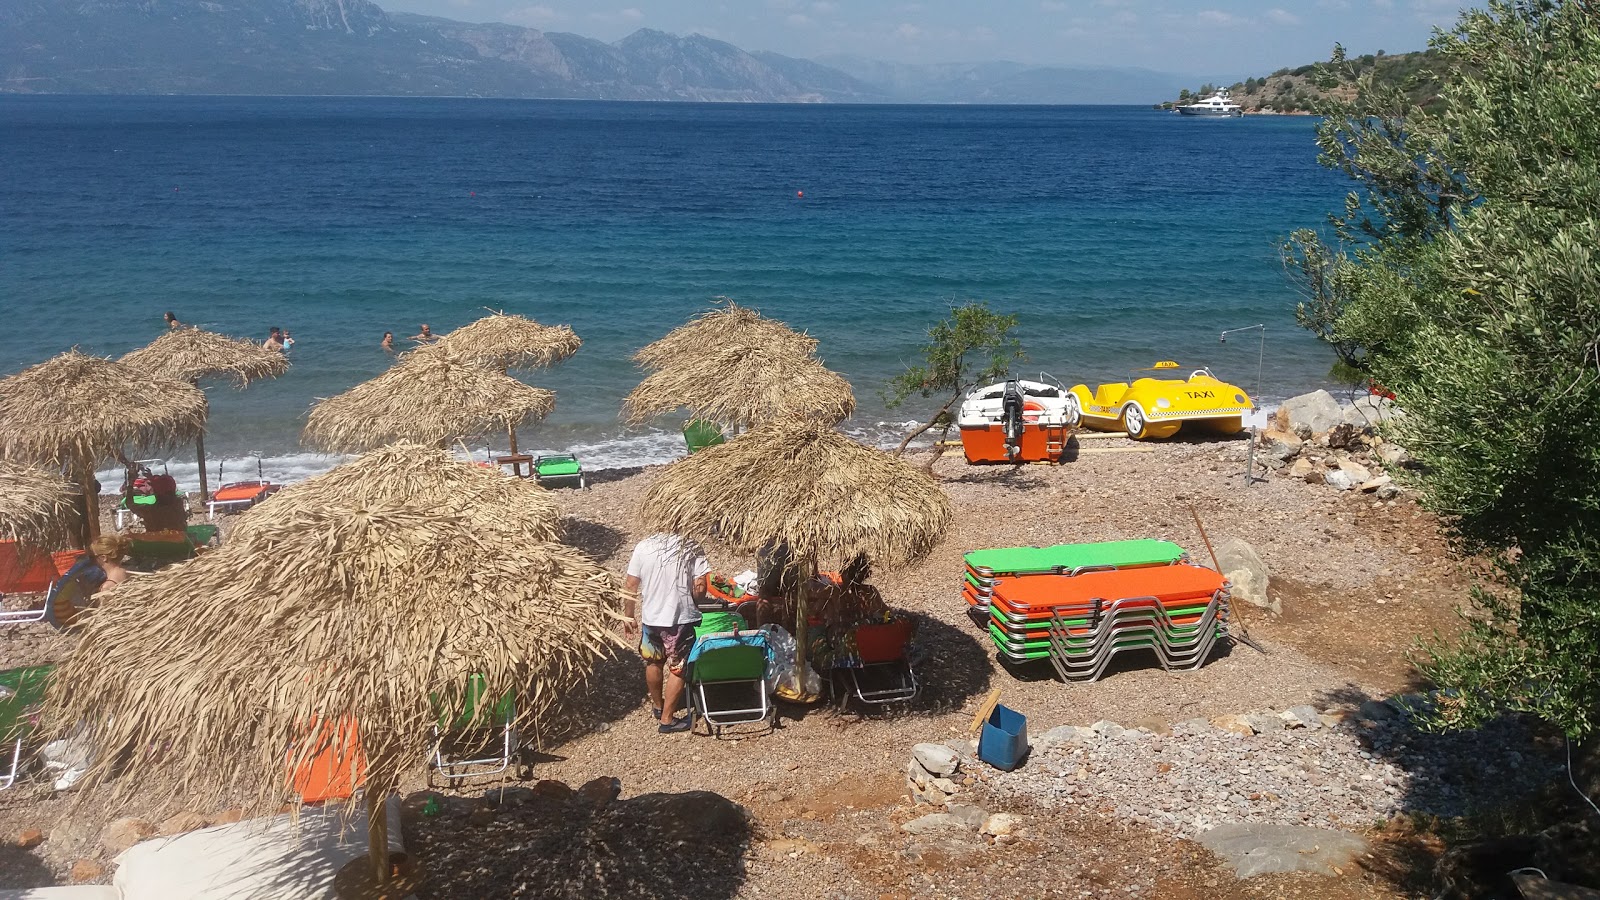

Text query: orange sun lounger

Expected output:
[988,564,1225,624]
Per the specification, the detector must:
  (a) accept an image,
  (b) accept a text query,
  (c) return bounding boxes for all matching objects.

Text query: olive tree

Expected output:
[885,303,1024,472]
[1287,0,1600,739]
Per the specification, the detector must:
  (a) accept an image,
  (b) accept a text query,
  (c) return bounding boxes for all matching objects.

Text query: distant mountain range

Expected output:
[0,0,1190,103]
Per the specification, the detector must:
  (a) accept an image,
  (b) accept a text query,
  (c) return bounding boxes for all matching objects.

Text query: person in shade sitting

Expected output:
[89,535,132,595]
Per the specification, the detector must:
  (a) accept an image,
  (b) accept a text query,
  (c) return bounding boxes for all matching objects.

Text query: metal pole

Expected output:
[1220,324,1267,487]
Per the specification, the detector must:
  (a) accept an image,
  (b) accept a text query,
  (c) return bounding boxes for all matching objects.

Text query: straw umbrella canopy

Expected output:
[120,327,290,504]
[430,312,581,371]
[640,418,951,679]
[48,493,627,884]
[303,349,555,454]
[622,345,857,429]
[0,350,207,542]
[232,443,563,545]
[633,301,818,370]
[0,460,75,552]
[427,312,581,455]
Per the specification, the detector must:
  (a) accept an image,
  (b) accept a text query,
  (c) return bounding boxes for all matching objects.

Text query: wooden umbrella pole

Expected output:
[507,424,519,456]
[79,455,100,544]
[792,556,812,690]
[368,788,389,884]
[195,433,210,505]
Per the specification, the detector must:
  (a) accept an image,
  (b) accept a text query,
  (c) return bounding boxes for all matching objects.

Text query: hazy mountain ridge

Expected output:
[817,54,1191,105]
[0,0,1185,102]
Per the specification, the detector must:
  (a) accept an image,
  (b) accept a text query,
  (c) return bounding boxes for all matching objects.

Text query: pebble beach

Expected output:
[3,421,1563,898]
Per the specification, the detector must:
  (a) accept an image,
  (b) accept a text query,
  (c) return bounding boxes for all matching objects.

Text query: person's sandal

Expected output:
[650,707,662,721]
[657,719,691,734]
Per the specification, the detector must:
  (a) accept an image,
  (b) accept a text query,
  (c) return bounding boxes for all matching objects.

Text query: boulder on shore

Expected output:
[1214,537,1275,614]
[1280,390,1343,437]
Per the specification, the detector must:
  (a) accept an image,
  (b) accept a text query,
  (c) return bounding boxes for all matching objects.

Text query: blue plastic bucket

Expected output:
[978,704,1028,771]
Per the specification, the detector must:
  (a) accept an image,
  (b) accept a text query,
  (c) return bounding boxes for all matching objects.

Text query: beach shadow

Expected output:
[527,652,647,752]
[945,464,1051,491]
[561,517,628,564]
[0,844,55,890]
[899,611,993,715]
[408,785,751,900]
[1309,684,1598,899]
[584,465,652,487]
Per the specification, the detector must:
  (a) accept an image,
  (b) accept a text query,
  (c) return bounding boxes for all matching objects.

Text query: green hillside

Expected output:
[1156,49,1448,114]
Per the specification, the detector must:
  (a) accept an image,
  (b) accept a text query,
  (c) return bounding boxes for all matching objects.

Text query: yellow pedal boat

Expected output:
[1067,362,1254,440]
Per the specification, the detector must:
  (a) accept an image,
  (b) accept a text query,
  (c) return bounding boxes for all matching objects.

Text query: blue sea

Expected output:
[0,96,1342,488]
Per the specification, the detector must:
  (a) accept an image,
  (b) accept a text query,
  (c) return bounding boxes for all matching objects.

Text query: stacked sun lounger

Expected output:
[985,562,1229,682]
[961,539,1188,616]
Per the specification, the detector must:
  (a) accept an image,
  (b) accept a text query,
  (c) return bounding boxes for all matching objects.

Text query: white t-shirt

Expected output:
[626,534,710,628]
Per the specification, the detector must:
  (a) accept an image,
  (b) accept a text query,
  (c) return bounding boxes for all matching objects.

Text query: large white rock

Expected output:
[1214,537,1275,614]
[1281,390,1344,436]
[912,743,959,777]
[1324,469,1357,491]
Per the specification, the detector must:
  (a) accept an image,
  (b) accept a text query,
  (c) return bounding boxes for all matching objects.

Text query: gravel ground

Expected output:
[983,708,1563,839]
[0,434,1500,897]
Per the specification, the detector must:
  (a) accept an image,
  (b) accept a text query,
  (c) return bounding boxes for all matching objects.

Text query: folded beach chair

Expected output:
[532,453,585,490]
[682,419,726,455]
[0,540,58,599]
[428,674,520,783]
[840,618,919,705]
[288,716,366,804]
[1,557,100,630]
[686,630,775,737]
[1,664,53,790]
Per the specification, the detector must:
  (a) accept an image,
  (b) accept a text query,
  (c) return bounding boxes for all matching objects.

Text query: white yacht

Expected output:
[1178,89,1243,117]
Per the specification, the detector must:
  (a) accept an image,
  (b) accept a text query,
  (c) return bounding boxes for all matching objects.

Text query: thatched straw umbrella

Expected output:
[48,495,627,884]
[121,327,290,504]
[633,300,818,370]
[622,345,857,429]
[0,350,207,542]
[428,312,581,455]
[0,460,75,552]
[232,443,563,544]
[640,419,951,678]
[303,350,555,454]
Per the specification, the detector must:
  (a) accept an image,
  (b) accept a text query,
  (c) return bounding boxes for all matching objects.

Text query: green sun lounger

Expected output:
[1,664,53,789]
[533,454,585,490]
[964,539,1186,578]
[683,420,726,455]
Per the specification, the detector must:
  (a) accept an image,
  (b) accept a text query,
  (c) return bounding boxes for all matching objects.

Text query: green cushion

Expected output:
[0,665,53,741]
[964,539,1185,576]
[692,644,766,682]
[683,420,726,453]
[186,524,220,546]
[695,611,746,638]
[433,674,514,730]
[536,458,582,477]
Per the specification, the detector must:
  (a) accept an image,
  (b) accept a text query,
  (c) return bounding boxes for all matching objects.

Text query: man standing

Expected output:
[624,533,709,734]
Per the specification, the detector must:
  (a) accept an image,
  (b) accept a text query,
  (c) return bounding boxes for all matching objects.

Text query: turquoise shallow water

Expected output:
[0,96,1341,486]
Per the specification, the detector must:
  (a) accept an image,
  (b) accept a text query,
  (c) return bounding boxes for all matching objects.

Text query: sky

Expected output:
[380,0,1471,81]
